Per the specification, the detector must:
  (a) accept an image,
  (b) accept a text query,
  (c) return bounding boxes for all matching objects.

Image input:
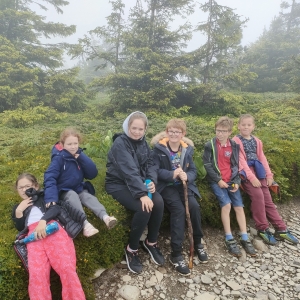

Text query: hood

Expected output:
[150,131,194,148]
[122,111,148,138]
[51,142,82,159]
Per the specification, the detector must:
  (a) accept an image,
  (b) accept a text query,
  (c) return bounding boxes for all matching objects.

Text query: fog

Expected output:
[40,0,283,66]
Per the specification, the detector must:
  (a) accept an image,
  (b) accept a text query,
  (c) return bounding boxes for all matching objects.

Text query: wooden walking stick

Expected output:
[182,180,194,269]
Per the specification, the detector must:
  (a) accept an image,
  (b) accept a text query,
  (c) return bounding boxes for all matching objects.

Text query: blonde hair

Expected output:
[166,119,186,133]
[215,116,233,131]
[128,112,148,128]
[15,173,39,188]
[60,127,82,144]
[238,114,255,124]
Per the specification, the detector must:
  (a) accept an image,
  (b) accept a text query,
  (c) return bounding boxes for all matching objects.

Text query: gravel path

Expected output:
[93,199,300,300]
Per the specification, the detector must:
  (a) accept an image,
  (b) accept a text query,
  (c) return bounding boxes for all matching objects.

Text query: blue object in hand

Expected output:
[145,179,152,200]
[18,221,59,245]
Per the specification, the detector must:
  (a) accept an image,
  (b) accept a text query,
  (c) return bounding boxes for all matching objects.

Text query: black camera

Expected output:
[25,188,39,202]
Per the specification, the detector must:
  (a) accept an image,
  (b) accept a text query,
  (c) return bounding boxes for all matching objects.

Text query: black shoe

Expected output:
[240,239,257,256]
[143,240,165,265]
[169,255,190,276]
[124,248,143,274]
[225,239,242,257]
[194,244,208,263]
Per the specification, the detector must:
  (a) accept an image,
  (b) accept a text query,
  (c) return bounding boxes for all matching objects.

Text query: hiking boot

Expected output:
[258,228,278,245]
[275,230,299,244]
[194,244,208,263]
[124,248,143,274]
[143,240,165,265]
[225,239,242,257]
[240,239,257,256]
[169,255,190,276]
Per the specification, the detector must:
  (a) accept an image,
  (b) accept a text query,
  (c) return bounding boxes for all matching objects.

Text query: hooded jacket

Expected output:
[151,132,200,198]
[202,137,241,185]
[105,112,156,200]
[44,143,98,204]
[12,189,86,242]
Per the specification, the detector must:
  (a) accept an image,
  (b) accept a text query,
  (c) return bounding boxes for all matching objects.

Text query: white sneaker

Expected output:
[104,216,117,229]
[83,222,99,237]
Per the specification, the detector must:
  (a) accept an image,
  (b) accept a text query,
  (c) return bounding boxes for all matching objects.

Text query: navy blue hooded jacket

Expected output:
[44,143,98,204]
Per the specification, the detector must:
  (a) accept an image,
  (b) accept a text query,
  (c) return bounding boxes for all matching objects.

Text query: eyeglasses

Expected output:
[168,131,182,136]
[216,129,229,134]
[17,184,32,191]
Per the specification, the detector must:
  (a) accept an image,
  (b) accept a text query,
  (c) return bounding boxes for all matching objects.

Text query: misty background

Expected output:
[40,0,283,66]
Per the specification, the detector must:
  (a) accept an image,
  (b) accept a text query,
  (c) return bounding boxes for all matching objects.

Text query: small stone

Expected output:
[201,275,212,284]
[122,275,131,282]
[118,285,140,300]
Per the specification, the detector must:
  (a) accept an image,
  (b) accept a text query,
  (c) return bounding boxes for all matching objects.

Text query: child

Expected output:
[232,114,298,245]
[12,173,85,300]
[44,128,116,237]
[151,119,208,276]
[203,116,256,257]
[105,111,165,274]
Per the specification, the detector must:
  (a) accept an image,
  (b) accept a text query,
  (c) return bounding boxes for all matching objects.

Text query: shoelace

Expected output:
[178,260,187,268]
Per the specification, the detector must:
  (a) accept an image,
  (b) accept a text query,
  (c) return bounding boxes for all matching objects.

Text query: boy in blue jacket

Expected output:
[44,127,116,237]
[151,119,208,276]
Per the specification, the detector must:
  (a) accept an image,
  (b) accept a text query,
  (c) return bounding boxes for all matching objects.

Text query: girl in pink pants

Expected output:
[12,173,85,300]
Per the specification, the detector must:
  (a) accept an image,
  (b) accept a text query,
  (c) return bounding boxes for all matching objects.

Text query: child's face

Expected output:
[63,135,79,155]
[166,127,185,144]
[128,118,146,140]
[215,126,231,144]
[17,178,38,200]
[238,117,255,138]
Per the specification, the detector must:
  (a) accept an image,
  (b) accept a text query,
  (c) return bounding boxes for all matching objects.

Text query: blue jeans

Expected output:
[210,183,244,208]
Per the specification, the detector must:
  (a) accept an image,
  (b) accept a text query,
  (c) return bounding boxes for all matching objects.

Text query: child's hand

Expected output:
[16,197,33,217]
[251,178,262,187]
[218,180,228,188]
[140,196,154,212]
[34,220,47,239]
[230,184,239,193]
[266,178,273,186]
[147,181,156,193]
[173,168,183,179]
[178,171,187,182]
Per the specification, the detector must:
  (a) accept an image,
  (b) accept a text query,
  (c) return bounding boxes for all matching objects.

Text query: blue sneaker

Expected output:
[275,230,299,244]
[258,228,278,245]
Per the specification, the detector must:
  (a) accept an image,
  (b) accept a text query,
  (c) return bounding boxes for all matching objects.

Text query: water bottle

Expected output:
[145,179,152,200]
[18,222,59,245]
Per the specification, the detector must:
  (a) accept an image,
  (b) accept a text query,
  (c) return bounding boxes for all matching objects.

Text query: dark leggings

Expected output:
[109,189,164,250]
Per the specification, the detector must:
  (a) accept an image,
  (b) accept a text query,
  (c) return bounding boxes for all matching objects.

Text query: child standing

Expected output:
[44,128,116,237]
[232,114,298,245]
[152,119,208,276]
[203,116,256,257]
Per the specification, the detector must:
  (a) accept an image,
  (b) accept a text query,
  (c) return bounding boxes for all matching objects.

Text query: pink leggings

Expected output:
[242,179,286,231]
[27,221,85,300]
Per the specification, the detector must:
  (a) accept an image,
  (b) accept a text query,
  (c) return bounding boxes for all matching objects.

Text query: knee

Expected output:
[188,197,200,211]
[63,190,79,201]
[222,203,231,213]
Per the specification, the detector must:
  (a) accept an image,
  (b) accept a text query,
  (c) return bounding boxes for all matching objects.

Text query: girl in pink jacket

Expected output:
[232,114,298,245]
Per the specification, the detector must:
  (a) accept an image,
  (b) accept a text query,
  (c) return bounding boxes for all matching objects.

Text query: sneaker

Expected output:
[124,248,143,274]
[194,244,208,263]
[169,255,190,276]
[275,229,299,244]
[104,216,117,229]
[225,239,242,257]
[258,228,278,245]
[143,240,165,265]
[83,222,99,237]
[240,239,257,256]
